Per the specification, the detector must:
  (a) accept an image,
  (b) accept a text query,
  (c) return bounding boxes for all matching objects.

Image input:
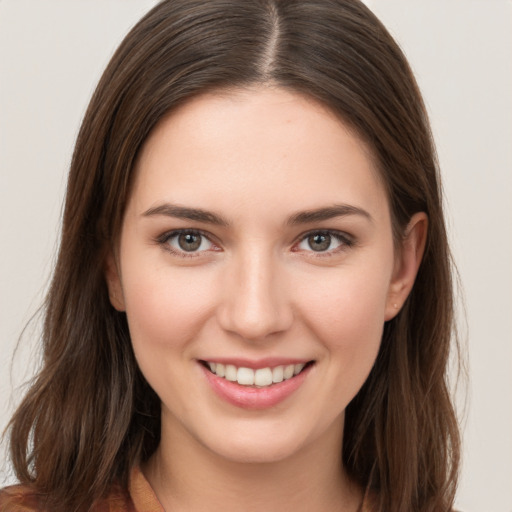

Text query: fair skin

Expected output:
[107,86,427,512]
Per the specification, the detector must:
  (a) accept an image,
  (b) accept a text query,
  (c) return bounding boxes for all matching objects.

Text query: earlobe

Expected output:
[104,251,126,312]
[385,212,428,321]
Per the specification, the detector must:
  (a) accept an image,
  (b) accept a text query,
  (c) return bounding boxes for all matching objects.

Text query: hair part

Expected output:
[7,1,460,511]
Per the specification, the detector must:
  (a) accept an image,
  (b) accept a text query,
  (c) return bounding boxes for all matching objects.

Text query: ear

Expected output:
[385,212,428,321]
[104,250,126,312]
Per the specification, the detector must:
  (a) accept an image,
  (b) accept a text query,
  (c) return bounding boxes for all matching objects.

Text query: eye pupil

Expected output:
[308,233,331,251]
[178,233,201,251]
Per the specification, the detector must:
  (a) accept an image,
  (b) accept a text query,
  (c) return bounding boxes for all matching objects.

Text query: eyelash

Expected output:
[156,229,355,259]
[156,229,219,259]
[292,230,355,257]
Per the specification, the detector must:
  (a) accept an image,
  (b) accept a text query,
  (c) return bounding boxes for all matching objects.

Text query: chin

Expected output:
[208,436,305,465]
[193,416,330,465]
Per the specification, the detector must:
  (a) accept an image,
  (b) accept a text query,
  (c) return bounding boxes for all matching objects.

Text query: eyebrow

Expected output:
[142,203,372,226]
[142,204,229,226]
[287,204,373,225]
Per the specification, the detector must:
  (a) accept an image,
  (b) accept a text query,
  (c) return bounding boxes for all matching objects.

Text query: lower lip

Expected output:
[201,363,312,410]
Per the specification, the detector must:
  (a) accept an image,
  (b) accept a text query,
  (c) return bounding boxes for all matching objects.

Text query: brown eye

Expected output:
[295,230,352,254]
[178,233,202,251]
[163,230,215,255]
[307,233,332,252]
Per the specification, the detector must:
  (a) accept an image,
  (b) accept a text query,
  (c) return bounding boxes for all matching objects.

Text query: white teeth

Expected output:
[254,368,273,387]
[225,364,237,382]
[237,367,255,386]
[207,361,309,387]
[215,363,225,377]
[283,364,295,380]
[272,365,284,383]
[294,363,305,375]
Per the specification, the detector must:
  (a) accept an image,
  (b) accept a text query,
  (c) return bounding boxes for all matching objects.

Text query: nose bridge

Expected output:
[218,244,292,340]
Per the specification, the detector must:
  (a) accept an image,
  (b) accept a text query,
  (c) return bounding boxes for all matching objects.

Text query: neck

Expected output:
[144,412,362,512]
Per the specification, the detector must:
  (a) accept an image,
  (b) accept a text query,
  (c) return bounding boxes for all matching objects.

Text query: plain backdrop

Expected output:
[1,1,511,510]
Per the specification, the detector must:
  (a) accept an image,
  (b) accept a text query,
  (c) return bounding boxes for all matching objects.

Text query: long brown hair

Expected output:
[6,1,460,511]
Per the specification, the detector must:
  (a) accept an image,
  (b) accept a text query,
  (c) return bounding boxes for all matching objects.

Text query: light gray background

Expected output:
[1,1,511,510]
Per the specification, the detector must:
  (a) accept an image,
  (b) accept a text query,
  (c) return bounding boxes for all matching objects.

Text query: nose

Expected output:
[217,249,293,341]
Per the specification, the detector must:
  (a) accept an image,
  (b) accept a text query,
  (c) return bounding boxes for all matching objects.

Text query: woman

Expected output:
[1,1,460,511]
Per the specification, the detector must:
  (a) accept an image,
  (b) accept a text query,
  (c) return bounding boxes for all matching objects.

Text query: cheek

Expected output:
[120,264,222,414]
[299,263,390,333]
[295,263,391,380]
[121,263,217,359]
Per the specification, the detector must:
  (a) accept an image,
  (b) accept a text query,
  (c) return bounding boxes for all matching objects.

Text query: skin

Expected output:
[106,86,427,512]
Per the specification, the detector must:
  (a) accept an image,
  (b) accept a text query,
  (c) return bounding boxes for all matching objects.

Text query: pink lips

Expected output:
[200,360,313,410]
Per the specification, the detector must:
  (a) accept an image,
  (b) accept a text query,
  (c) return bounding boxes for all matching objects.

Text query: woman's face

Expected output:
[108,87,419,464]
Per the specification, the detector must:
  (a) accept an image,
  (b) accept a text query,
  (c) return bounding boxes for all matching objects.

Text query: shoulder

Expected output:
[0,482,135,512]
[0,484,43,512]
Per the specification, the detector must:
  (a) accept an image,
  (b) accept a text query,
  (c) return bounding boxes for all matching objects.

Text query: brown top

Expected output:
[0,467,372,511]
[128,467,164,512]
[0,468,162,512]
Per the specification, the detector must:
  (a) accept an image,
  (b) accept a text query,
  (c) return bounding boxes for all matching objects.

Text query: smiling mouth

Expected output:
[200,361,315,388]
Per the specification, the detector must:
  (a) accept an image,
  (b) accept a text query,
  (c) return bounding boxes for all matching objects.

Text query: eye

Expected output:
[159,230,217,256]
[295,231,353,253]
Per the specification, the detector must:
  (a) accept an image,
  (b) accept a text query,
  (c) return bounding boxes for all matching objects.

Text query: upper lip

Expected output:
[198,357,313,370]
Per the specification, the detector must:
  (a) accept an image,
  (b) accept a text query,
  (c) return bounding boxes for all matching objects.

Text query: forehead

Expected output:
[129,86,388,222]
